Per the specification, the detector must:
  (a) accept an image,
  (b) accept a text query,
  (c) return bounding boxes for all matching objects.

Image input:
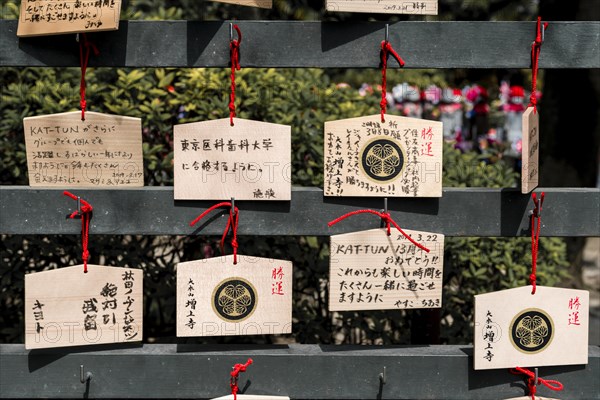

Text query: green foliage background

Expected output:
[0,64,569,344]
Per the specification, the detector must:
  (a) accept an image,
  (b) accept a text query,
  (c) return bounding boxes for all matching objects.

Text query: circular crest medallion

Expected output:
[509,308,554,354]
[360,138,405,182]
[212,278,257,322]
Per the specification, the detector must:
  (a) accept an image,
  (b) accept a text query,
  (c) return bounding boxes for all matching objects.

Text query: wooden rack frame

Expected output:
[1,19,599,400]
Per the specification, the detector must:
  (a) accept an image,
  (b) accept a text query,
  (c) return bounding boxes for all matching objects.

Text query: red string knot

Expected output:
[529,192,544,294]
[510,367,563,399]
[380,211,392,236]
[228,24,242,126]
[529,273,537,294]
[81,33,100,56]
[190,202,240,262]
[230,41,241,71]
[528,17,548,112]
[381,41,405,67]
[529,95,537,107]
[379,40,405,122]
[230,358,252,400]
[328,209,429,252]
[231,358,252,378]
[79,33,98,121]
[63,191,93,273]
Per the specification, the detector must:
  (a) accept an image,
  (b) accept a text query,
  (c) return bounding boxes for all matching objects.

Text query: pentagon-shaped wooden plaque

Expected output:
[522,107,540,194]
[475,286,588,370]
[324,114,442,197]
[177,255,293,337]
[326,0,437,15]
[18,0,121,37]
[174,118,291,200]
[23,111,143,187]
[329,228,444,311]
[212,0,272,8]
[25,264,143,349]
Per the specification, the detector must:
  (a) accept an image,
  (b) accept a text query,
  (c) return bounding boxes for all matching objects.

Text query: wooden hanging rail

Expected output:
[0,344,598,399]
[1,20,599,68]
[0,186,598,236]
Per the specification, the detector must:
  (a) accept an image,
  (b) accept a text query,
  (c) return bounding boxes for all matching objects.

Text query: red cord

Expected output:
[79,33,99,121]
[380,40,405,123]
[529,17,549,113]
[530,192,545,294]
[510,367,563,400]
[229,25,242,126]
[328,209,429,253]
[230,358,253,400]
[190,201,239,264]
[63,191,93,273]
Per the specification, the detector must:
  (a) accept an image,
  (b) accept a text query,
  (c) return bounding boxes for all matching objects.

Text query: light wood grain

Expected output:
[212,396,289,400]
[326,0,437,15]
[522,107,539,194]
[474,286,589,370]
[213,0,272,8]
[324,114,442,197]
[25,264,143,349]
[177,255,292,337]
[174,118,291,200]
[23,111,143,187]
[17,0,121,37]
[329,228,444,311]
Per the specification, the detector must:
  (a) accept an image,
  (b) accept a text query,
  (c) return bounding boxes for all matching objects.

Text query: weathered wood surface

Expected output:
[0,344,598,399]
[0,186,598,236]
[2,21,599,68]
[23,111,143,188]
[325,0,438,15]
[521,107,540,194]
[16,0,121,37]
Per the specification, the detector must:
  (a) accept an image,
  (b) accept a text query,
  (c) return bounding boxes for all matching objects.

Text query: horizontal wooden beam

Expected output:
[0,186,598,236]
[1,21,599,68]
[0,344,597,399]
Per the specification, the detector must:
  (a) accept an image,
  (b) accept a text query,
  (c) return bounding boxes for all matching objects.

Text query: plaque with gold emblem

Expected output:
[324,114,442,197]
[176,255,292,337]
[474,286,589,370]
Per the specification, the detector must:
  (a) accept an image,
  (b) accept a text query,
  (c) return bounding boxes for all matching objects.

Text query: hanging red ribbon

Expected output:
[229,24,242,126]
[328,209,429,253]
[530,192,545,294]
[79,33,99,121]
[529,17,549,113]
[380,40,405,123]
[64,191,93,273]
[190,201,240,264]
[510,367,563,400]
[230,358,253,400]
